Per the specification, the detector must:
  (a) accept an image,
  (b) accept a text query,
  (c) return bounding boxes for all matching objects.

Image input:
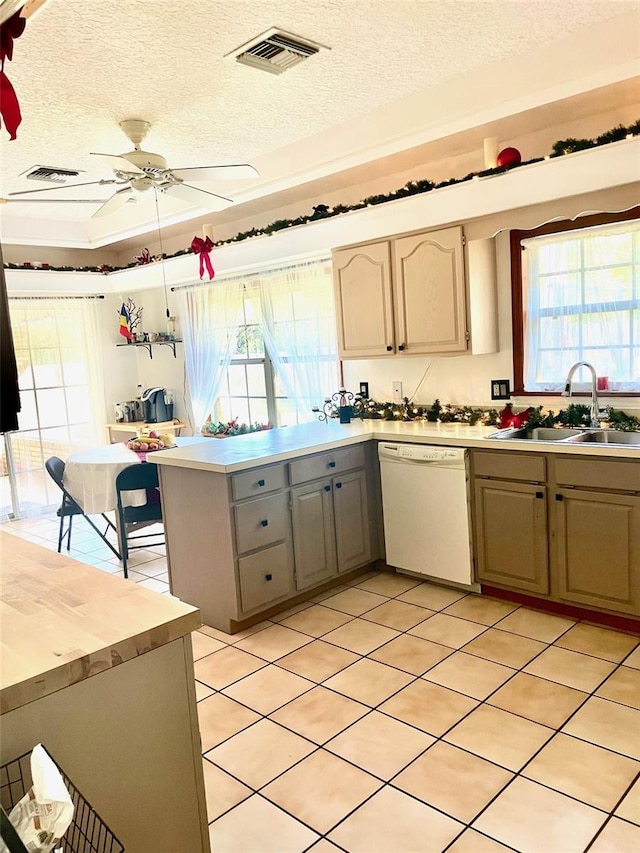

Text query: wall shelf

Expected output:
[116,339,182,359]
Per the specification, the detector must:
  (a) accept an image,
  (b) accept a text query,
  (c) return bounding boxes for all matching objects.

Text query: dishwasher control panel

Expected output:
[378,443,466,463]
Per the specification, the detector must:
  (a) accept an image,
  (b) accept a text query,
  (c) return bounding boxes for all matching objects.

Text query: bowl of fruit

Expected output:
[126,430,177,452]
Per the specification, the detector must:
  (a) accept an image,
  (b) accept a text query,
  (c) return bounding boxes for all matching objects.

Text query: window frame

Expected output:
[510,206,640,396]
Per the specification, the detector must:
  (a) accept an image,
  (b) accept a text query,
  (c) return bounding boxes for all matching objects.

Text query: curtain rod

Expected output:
[8,295,105,301]
[171,255,331,293]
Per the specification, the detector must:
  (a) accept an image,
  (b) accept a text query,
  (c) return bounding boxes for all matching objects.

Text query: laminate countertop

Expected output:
[152,419,640,475]
[0,532,201,714]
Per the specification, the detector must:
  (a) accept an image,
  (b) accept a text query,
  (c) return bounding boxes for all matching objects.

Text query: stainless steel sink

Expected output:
[488,427,585,441]
[566,430,640,446]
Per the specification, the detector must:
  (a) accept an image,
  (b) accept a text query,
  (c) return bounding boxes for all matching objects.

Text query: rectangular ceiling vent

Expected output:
[22,165,82,184]
[226,28,328,75]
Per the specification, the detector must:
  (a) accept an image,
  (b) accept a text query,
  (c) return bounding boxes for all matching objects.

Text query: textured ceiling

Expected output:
[0,0,638,248]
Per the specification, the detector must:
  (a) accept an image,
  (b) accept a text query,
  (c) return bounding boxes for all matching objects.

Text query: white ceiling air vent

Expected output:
[22,165,82,184]
[225,28,329,75]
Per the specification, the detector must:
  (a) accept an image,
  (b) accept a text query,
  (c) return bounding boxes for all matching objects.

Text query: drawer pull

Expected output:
[535,491,543,499]
[555,494,564,501]
[265,573,273,581]
[257,479,265,487]
[335,482,342,489]
[328,461,336,468]
[260,519,269,527]
[324,485,331,492]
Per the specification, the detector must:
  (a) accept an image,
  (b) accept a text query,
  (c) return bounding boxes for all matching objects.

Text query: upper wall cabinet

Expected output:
[333,226,468,359]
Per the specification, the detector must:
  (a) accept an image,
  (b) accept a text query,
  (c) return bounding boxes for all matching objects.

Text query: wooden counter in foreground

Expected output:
[0,531,210,853]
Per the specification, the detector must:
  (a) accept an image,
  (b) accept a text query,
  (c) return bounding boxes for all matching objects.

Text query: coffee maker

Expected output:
[141,387,173,423]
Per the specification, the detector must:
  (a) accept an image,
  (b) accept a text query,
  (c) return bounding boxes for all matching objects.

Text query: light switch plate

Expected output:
[392,381,403,402]
[491,379,511,400]
[359,381,369,398]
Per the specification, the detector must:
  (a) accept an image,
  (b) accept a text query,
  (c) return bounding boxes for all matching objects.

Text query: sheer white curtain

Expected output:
[523,220,639,393]
[246,259,339,422]
[179,281,244,431]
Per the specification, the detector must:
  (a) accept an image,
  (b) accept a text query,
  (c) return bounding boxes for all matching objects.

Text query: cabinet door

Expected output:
[333,242,395,358]
[554,489,640,615]
[474,479,549,593]
[291,480,337,590]
[393,226,468,354]
[333,470,371,573]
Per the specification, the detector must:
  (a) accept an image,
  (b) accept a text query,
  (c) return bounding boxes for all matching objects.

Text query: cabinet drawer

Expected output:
[289,445,366,485]
[231,465,285,501]
[473,451,546,483]
[554,457,640,492]
[234,493,289,554]
[238,542,293,613]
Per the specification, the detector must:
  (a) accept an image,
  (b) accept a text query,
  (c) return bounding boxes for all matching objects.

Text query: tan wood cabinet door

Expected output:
[392,226,468,354]
[333,241,395,358]
[474,479,549,594]
[291,479,337,590]
[554,488,640,615]
[333,469,371,573]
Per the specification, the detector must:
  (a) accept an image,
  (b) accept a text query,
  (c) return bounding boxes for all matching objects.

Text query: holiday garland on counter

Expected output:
[4,119,639,274]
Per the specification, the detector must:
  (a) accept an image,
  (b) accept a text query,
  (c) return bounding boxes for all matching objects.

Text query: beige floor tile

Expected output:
[597,666,640,710]
[563,696,640,760]
[623,645,640,670]
[443,594,519,626]
[234,623,312,661]
[319,586,388,616]
[326,710,433,780]
[590,817,640,853]
[474,776,606,853]
[222,665,314,714]
[397,583,468,611]
[197,624,234,643]
[380,678,477,736]
[277,604,353,637]
[191,630,226,661]
[206,719,315,788]
[524,645,616,692]
[307,841,343,852]
[262,750,381,834]
[445,704,553,771]
[194,645,266,689]
[409,612,487,648]
[277,639,359,682]
[462,628,546,669]
[225,620,275,641]
[197,694,260,751]
[362,599,434,631]
[323,618,399,655]
[447,829,514,852]
[194,680,214,702]
[324,658,414,706]
[616,777,640,825]
[354,572,422,597]
[394,740,512,823]
[208,794,319,852]
[202,759,251,821]
[497,607,575,643]
[555,622,639,663]
[424,651,515,700]
[327,785,463,853]
[270,601,313,621]
[270,686,369,744]
[309,583,351,603]
[369,633,452,675]
[488,672,587,728]
[523,732,640,812]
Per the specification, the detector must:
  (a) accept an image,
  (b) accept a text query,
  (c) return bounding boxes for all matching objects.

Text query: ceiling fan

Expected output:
[7,119,259,217]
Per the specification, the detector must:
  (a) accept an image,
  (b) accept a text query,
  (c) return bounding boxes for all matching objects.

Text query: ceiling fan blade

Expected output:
[2,198,110,204]
[90,153,145,175]
[91,187,134,218]
[9,179,119,197]
[170,164,259,182]
[163,183,233,211]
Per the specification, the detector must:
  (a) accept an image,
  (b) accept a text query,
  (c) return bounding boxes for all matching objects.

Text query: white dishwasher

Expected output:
[378,442,475,587]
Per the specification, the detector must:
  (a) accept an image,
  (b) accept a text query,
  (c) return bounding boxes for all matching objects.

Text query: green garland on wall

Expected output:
[4,119,639,275]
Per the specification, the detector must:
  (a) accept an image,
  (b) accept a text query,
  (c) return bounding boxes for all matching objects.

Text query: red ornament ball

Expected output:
[496,147,521,168]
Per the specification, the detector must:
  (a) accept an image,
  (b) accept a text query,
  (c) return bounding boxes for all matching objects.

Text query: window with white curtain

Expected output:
[522,219,639,393]
[179,258,339,431]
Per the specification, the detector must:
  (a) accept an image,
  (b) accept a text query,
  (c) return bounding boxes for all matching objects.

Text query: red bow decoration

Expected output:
[499,404,533,429]
[191,236,215,280]
[0,9,26,140]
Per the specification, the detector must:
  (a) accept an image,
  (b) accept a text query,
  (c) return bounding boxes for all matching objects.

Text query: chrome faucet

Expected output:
[561,361,606,428]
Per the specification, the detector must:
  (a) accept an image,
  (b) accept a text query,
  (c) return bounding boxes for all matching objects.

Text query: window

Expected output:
[511,209,640,394]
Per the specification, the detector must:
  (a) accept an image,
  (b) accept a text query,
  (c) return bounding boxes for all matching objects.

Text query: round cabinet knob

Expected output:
[260,519,269,527]
[265,573,273,581]
[328,461,336,468]
[386,345,393,351]
[257,479,265,487]
[324,485,331,492]
[398,344,405,351]
[335,482,342,489]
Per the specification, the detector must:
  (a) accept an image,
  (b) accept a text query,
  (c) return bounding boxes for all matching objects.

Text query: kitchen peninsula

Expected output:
[154,420,639,633]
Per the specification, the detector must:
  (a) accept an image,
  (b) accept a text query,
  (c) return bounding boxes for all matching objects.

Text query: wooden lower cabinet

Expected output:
[290,479,337,590]
[554,488,640,615]
[474,479,549,594]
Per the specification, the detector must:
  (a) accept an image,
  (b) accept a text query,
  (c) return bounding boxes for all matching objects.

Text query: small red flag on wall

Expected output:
[119,302,132,340]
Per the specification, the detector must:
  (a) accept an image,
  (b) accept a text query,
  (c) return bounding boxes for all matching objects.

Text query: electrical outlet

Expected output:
[491,379,511,400]
[359,381,369,398]
[392,381,403,402]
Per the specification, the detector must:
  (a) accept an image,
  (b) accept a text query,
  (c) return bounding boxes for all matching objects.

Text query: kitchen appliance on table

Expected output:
[140,387,173,423]
[378,442,476,588]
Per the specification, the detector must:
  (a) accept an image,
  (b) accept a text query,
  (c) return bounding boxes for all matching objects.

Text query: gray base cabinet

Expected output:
[291,479,337,590]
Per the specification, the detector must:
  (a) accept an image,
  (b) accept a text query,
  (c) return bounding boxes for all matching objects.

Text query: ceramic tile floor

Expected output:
[4,513,640,851]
